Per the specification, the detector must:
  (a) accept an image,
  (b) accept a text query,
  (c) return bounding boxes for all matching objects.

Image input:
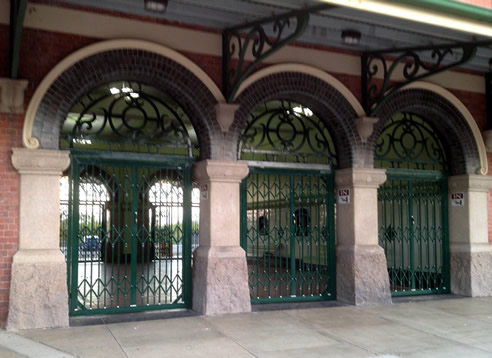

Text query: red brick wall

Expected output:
[0,113,22,327]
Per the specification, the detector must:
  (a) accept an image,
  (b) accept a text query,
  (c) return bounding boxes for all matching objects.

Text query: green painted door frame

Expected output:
[67,150,194,315]
[379,169,450,296]
[240,166,336,304]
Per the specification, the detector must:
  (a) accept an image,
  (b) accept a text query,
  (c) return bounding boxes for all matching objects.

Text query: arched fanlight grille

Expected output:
[375,112,447,171]
[239,100,337,166]
[60,81,199,157]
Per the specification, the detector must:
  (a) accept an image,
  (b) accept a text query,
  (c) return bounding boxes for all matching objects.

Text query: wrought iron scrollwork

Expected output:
[222,4,333,102]
[239,100,337,166]
[486,72,492,130]
[375,112,446,171]
[62,82,198,157]
[362,43,477,115]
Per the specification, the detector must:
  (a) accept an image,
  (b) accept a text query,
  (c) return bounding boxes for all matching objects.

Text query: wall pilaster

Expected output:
[448,175,492,296]
[335,168,391,305]
[192,160,251,315]
[7,148,70,330]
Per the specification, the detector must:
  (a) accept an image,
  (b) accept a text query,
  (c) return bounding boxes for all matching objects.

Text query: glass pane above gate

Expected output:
[60,81,199,157]
[375,112,446,171]
[239,100,337,166]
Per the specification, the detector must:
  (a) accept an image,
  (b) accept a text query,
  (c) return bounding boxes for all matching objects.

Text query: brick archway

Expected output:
[371,86,485,175]
[230,70,362,169]
[24,41,222,160]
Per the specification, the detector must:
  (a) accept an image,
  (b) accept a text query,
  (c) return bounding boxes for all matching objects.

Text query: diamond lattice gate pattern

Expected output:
[241,168,336,303]
[66,152,193,315]
[378,172,450,295]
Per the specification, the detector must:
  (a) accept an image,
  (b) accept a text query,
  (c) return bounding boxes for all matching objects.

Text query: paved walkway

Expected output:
[1,296,492,357]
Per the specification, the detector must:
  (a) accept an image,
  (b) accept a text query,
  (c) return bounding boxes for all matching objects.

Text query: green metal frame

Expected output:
[379,169,450,296]
[67,150,194,316]
[8,0,28,79]
[240,166,336,304]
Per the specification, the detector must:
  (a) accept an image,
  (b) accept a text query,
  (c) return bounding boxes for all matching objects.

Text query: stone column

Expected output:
[448,175,492,296]
[7,148,70,330]
[192,160,251,315]
[335,168,392,305]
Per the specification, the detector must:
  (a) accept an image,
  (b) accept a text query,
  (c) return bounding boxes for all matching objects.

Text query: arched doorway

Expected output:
[375,112,449,296]
[60,81,200,315]
[239,100,337,303]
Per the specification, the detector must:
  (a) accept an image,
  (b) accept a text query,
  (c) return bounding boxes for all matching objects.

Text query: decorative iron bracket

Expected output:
[486,72,492,130]
[361,41,492,116]
[222,4,334,103]
[9,0,28,79]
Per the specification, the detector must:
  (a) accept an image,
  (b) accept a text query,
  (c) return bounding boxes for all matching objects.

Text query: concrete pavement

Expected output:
[1,296,492,357]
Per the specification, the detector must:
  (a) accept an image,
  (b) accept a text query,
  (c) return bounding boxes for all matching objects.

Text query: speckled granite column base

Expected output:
[192,246,251,315]
[337,245,392,306]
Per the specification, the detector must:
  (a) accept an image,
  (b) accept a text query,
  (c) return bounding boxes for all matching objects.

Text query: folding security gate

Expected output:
[240,167,336,303]
[67,151,193,315]
[378,170,450,296]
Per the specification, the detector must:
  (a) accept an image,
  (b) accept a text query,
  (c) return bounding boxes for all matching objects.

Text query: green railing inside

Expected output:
[240,167,336,303]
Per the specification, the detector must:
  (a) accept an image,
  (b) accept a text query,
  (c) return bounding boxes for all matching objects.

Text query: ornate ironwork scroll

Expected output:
[362,42,479,115]
[239,100,337,166]
[222,4,333,102]
[61,82,198,157]
[486,72,492,129]
[375,112,446,171]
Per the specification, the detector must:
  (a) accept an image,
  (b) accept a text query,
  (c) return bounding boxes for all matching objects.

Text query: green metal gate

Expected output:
[378,171,450,296]
[240,167,336,303]
[375,112,450,296]
[67,151,193,315]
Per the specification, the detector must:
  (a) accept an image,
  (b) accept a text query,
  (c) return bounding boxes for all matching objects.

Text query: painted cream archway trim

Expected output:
[22,39,225,149]
[234,63,366,118]
[402,81,488,175]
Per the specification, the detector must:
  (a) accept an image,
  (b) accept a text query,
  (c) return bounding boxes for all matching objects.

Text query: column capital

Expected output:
[448,174,492,193]
[335,168,386,188]
[11,148,70,175]
[193,160,249,183]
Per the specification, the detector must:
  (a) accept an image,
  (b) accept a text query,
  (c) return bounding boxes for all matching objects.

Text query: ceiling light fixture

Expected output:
[144,0,168,13]
[341,30,361,45]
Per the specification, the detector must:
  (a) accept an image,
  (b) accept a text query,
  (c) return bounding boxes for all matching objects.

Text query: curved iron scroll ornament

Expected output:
[375,112,447,171]
[362,43,476,115]
[61,82,198,157]
[239,100,337,166]
[223,13,309,102]
[222,4,334,102]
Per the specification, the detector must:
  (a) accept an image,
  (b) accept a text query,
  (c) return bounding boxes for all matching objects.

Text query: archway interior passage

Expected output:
[239,100,337,303]
[60,81,199,315]
[376,112,450,296]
